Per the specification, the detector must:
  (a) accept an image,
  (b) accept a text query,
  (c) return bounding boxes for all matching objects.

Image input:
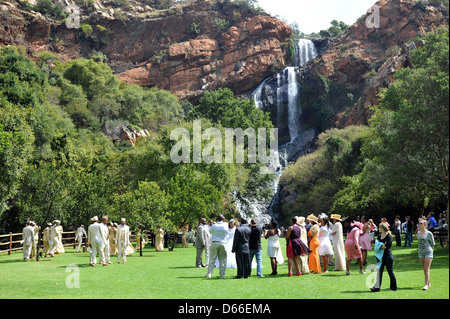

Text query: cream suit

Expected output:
[22,225,34,259]
[88,222,102,266]
[76,226,87,253]
[116,224,130,263]
[48,225,59,256]
[30,225,39,259]
[42,227,50,256]
[99,222,110,264]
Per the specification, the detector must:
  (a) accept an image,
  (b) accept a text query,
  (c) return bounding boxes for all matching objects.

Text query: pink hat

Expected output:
[351,221,364,234]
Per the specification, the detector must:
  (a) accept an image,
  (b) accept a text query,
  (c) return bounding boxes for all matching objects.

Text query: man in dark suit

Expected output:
[232,218,251,279]
[249,219,264,277]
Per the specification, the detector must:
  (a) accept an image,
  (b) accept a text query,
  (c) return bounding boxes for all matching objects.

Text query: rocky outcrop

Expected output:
[308,0,448,126]
[335,43,414,128]
[117,14,291,101]
[105,125,151,146]
[1,0,291,102]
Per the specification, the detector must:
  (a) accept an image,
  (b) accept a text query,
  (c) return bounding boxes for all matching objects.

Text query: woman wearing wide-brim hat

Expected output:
[330,214,346,271]
[307,215,321,274]
[296,217,310,275]
[345,221,365,275]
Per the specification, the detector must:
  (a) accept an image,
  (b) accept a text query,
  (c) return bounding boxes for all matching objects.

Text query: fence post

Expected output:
[73,231,76,250]
[9,232,12,255]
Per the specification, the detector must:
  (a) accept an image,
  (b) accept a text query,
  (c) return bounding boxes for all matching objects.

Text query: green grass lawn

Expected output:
[0,239,448,299]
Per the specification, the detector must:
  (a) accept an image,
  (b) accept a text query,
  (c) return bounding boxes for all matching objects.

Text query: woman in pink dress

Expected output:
[359,216,372,266]
[345,221,365,275]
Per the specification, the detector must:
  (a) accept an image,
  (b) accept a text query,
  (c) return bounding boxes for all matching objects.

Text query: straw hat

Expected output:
[296,216,306,226]
[330,214,342,221]
[306,214,318,223]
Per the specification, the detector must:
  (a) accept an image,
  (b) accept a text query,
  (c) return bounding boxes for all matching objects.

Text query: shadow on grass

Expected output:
[341,287,417,294]
[0,258,53,264]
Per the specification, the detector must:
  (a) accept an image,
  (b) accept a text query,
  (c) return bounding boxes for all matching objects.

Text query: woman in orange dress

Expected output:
[307,215,321,274]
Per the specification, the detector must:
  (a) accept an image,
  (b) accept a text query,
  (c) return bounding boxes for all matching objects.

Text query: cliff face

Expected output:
[0,0,291,101]
[308,0,448,126]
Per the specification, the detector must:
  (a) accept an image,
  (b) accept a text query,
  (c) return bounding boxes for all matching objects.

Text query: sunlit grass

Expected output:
[0,239,448,299]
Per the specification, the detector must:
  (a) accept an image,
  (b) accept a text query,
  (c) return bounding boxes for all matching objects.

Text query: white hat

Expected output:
[296,217,306,226]
[121,218,126,222]
[92,216,98,222]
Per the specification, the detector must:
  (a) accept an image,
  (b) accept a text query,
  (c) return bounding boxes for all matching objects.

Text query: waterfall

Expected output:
[286,67,299,143]
[295,38,318,67]
[242,39,318,224]
[253,78,269,109]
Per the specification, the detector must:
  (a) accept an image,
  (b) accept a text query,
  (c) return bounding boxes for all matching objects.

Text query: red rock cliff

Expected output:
[0,0,291,101]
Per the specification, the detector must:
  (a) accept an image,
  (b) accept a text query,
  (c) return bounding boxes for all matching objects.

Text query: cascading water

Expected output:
[253,78,270,110]
[286,67,300,143]
[294,38,318,67]
[237,39,318,225]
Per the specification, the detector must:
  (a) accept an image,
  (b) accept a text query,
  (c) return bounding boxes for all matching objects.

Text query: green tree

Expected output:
[194,88,273,131]
[167,166,223,229]
[59,58,120,100]
[0,46,48,108]
[0,103,35,216]
[369,29,449,210]
[17,161,78,227]
[109,181,173,232]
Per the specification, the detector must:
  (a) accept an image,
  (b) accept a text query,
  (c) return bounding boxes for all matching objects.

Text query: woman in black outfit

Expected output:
[371,222,397,292]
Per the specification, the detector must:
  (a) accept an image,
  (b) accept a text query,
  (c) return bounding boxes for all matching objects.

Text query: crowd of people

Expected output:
[21,216,140,266]
[21,220,65,260]
[193,211,448,292]
[20,210,446,291]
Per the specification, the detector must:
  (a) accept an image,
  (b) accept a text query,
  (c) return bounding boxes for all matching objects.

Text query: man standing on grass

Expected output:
[194,218,210,268]
[48,221,59,257]
[232,218,252,279]
[42,223,52,257]
[88,216,102,266]
[404,216,413,247]
[22,221,34,260]
[249,219,264,277]
[76,224,87,253]
[205,215,229,279]
[99,215,111,266]
[116,218,130,264]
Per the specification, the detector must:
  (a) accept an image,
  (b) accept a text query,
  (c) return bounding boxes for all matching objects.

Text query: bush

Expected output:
[33,0,67,20]
[188,23,201,36]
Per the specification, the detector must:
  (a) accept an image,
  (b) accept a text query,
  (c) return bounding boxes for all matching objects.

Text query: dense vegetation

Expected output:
[0,46,274,234]
[280,29,449,222]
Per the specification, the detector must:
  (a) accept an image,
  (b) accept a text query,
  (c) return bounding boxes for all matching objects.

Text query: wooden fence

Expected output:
[0,229,181,256]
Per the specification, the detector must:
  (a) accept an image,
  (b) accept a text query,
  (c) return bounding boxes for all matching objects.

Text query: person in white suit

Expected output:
[99,215,111,266]
[48,222,60,257]
[88,216,102,266]
[22,221,34,260]
[42,223,52,257]
[116,218,130,264]
[75,225,87,253]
